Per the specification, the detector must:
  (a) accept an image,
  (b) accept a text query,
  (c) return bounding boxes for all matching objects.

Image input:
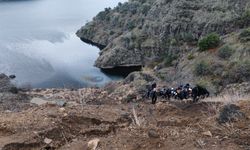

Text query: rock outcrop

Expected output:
[77,0,250,70]
[0,74,14,93]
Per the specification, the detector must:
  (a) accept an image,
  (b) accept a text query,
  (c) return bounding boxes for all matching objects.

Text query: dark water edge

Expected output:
[79,37,142,78]
[80,37,106,50]
[101,66,142,77]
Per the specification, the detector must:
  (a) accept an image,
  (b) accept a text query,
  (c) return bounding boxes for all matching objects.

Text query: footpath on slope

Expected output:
[0,75,250,150]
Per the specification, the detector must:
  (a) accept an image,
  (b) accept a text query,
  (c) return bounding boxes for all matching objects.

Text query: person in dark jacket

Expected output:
[151,82,157,89]
[151,87,157,104]
[151,82,157,104]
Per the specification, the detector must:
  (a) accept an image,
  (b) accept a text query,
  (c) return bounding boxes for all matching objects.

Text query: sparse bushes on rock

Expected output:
[183,32,196,43]
[210,62,225,77]
[218,45,234,59]
[239,9,250,25]
[126,21,136,30]
[194,60,211,76]
[116,1,140,14]
[96,7,111,21]
[164,54,178,67]
[140,3,151,15]
[198,33,220,51]
[228,60,250,83]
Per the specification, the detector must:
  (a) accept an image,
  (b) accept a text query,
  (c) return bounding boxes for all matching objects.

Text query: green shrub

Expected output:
[183,32,196,43]
[240,28,250,37]
[164,54,178,67]
[239,28,250,42]
[170,38,178,46]
[241,9,250,22]
[117,1,140,14]
[109,31,115,35]
[187,54,195,60]
[126,21,136,30]
[96,7,111,21]
[194,60,211,76]
[218,45,234,59]
[140,3,151,15]
[198,33,220,51]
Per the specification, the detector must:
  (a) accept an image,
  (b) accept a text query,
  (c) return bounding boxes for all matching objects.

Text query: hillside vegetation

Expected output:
[77,0,250,94]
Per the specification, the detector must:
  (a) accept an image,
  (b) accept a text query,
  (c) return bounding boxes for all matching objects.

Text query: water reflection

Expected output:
[0,0,127,88]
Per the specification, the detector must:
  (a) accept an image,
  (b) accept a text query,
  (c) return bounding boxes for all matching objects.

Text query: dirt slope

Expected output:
[0,88,249,150]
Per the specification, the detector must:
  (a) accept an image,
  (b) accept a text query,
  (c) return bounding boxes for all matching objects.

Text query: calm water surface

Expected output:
[0,0,126,88]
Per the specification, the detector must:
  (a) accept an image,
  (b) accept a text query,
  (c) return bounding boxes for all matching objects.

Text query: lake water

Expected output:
[0,0,126,88]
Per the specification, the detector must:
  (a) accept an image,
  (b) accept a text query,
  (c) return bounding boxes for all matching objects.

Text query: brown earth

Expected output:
[0,88,249,150]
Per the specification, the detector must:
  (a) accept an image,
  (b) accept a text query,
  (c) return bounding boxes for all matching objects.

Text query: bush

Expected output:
[210,62,225,77]
[240,28,250,37]
[198,33,220,51]
[183,32,196,43]
[164,54,178,67]
[241,9,250,23]
[170,38,178,46]
[228,60,250,83]
[96,7,111,21]
[140,3,151,15]
[187,54,195,60]
[126,21,136,30]
[117,1,140,14]
[218,45,234,59]
[239,28,250,42]
[194,60,211,76]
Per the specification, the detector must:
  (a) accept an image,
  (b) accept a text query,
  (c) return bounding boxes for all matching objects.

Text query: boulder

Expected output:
[44,138,52,144]
[202,131,212,137]
[55,99,67,107]
[0,74,16,93]
[30,98,49,106]
[87,138,100,150]
[148,129,160,138]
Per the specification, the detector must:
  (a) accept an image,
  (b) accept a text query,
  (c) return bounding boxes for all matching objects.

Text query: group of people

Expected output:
[147,83,210,104]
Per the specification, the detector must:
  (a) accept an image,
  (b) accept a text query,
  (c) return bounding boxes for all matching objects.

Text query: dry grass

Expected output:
[204,93,250,104]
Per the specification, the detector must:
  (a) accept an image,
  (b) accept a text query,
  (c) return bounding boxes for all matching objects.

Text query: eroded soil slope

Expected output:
[0,88,249,150]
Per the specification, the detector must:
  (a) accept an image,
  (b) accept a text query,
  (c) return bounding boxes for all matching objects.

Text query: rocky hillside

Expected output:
[77,0,250,94]
[77,0,250,69]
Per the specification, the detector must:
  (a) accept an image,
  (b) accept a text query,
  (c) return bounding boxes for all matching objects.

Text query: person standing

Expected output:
[151,83,157,104]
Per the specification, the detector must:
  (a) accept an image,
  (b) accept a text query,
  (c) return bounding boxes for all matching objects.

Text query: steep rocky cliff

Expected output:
[77,0,250,70]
